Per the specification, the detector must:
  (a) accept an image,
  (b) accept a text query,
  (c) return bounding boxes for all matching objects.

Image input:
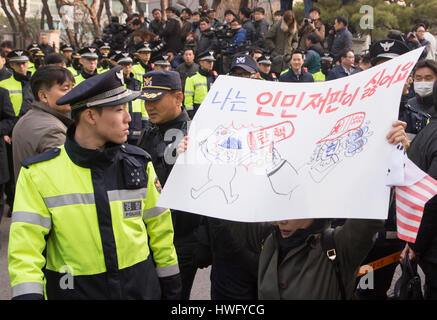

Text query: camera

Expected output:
[408,32,417,39]
[304,18,314,24]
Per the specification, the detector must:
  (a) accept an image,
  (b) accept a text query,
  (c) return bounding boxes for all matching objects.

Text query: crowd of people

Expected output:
[0,3,437,301]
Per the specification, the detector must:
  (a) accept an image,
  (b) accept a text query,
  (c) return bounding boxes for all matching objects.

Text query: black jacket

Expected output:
[399,94,434,135]
[162,18,184,52]
[279,69,314,83]
[0,87,17,184]
[0,67,12,81]
[407,118,437,264]
[137,110,203,241]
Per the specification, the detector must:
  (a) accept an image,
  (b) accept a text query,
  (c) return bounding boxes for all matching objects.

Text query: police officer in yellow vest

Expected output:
[115,52,148,145]
[74,47,100,84]
[0,49,33,117]
[8,66,181,300]
[97,43,112,74]
[256,55,278,81]
[60,44,77,76]
[184,50,217,118]
[132,43,153,86]
[26,43,40,75]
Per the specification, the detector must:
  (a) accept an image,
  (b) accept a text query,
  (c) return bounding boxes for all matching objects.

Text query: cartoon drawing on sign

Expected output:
[308,112,372,183]
[191,121,299,203]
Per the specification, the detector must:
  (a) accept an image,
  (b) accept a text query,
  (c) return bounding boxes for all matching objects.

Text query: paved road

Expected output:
[0,203,210,300]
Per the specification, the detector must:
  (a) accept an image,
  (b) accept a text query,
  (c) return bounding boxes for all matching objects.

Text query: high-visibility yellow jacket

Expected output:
[184,70,216,117]
[132,62,153,88]
[74,70,99,85]
[0,75,24,116]
[28,62,36,75]
[8,130,179,299]
[124,74,148,143]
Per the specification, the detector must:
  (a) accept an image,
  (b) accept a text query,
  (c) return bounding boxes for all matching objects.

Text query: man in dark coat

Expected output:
[0,87,17,222]
[162,7,184,53]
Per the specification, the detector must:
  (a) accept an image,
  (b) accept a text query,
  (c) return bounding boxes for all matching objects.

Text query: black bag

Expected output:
[393,254,423,300]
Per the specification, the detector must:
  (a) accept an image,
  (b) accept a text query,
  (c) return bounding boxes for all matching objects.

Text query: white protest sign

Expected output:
[157,48,423,222]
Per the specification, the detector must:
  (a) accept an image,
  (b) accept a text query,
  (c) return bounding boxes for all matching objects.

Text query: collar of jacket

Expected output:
[416,93,434,107]
[199,68,212,77]
[65,124,121,168]
[139,60,150,70]
[124,72,135,84]
[32,101,73,127]
[80,69,97,79]
[156,108,190,136]
[13,71,31,82]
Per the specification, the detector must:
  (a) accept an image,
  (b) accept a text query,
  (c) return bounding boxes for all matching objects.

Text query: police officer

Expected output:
[26,43,40,75]
[354,39,410,300]
[137,70,208,300]
[60,44,74,71]
[256,55,277,81]
[74,47,100,84]
[151,54,172,71]
[115,52,148,145]
[184,51,218,118]
[70,51,82,77]
[8,66,181,300]
[132,43,153,85]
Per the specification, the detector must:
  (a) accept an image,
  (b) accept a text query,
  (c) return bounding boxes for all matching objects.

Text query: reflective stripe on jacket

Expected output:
[8,135,179,299]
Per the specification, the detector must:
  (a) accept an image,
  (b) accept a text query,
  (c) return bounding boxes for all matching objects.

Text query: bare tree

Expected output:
[7,0,31,43]
[55,0,77,48]
[118,0,133,16]
[42,0,55,30]
[0,0,17,33]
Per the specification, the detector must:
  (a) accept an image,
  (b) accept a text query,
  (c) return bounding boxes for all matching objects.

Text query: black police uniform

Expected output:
[354,40,410,300]
[137,70,207,300]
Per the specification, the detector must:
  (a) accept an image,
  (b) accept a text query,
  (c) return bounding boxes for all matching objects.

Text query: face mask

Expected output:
[414,81,434,97]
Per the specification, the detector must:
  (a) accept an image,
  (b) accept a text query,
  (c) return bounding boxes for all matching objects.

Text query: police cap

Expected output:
[257,55,272,65]
[151,54,171,66]
[27,43,40,52]
[136,42,152,53]
[115,52,133,64]
[369,39,410,65]
[78,46,99,59]
[198,50,216,62]
[230,53,258,73]
[7,49,29,63]
[140,70,182,101]
[56,66,140,111]
[100,42,111,50]
[61,44,74,52]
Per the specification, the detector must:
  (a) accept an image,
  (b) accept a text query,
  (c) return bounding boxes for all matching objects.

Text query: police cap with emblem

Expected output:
[257,55,272,65]
[100,42,111,50]
[197,50,216,62]
[115,52,133,64]
[78,46,99,59]
[60,44,74,52]
[139,70,181,101]
[27,43,40,52]
[230,53,258,73]
[7,49,30,63]
[150,54,171,66]
[369,39,410,65]
[56,65,140,112]
[136,42,152,53]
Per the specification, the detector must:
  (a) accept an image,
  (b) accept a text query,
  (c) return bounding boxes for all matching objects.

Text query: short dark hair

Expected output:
[291,49,304,59]
[166,6,177,13]
[413,59,437,77]
[239,7,252,19]
[231,18,242,26]
[335,16,348,27]
[72,106,103,125]
[339,48,353,60]
[44,53,68,66]
[200,17,210,24]
[224,9,236,16]
[307,32,320,44]
[181,8,192,16]
[309,7,321,15]
[253,7,265,15]
[274,10,283,16]
[192,11,201,16]
[0,41,13,49]
[152,8,162,14]
[183,47,194,55]
[30,65,75,101]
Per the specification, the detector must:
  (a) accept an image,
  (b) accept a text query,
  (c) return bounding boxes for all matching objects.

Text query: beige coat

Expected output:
[265,18,299,58]
[12,101,72,180]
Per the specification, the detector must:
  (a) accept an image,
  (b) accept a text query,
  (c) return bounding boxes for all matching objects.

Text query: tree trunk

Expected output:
[104,0,111,23]
[134,0,144,17]
[160,0,167,20]
[199,0,208,10]
[118,0,133,16]
[211,0,221,10]
[55,0,77,48]
[42,0,55,30]
[7,0,31,43]
[0,0,17,33]
[97,0,104,24]
[78,0,101,37]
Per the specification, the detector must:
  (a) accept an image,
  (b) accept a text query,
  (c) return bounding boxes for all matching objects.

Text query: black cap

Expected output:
[198,50,216,62]
[72,52,81,59]
[136,42,152,53]
[60,44,74,52]
[151,54,171,66]
[56,66,140,111]
[100,42,111,50]
[140,70,182,101]
[27,43,40,52]
[78,46,99,59]
[114,52,133,64]
[257,55,272,65]
[7,49,29,63]
[369,40,410,65]
[230,53,258,73]
[34,50,45,57]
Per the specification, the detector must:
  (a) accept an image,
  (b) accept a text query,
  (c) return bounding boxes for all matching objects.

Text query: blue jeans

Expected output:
[304,0,313,18]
